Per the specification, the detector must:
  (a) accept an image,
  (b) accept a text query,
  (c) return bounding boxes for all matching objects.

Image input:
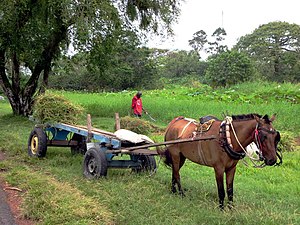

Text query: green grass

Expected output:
[0,83,299,225]
[53,81,300,135]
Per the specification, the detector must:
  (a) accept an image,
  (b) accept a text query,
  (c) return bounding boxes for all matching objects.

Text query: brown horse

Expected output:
[159,114,280,209]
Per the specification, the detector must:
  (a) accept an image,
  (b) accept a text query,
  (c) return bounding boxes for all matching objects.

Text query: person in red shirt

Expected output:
[131,91,146,117]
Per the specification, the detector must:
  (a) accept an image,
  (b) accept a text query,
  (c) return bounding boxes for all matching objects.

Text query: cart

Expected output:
[27,115,215,178]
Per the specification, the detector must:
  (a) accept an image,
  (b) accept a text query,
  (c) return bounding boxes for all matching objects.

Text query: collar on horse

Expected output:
[219,117,246,160]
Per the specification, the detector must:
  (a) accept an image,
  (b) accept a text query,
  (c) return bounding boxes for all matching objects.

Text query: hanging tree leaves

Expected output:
[0,0,182,116]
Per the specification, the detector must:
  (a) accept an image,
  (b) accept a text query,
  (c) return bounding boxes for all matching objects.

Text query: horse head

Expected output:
[254,114,280,166]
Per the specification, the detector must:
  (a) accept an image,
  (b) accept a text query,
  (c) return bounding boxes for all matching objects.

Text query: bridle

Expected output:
[253,124,282,166]
[221,116,282,167]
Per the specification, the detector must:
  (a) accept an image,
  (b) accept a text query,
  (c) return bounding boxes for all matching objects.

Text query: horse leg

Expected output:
[225,166,237,209]
[171,171,177,193]
[177,153,186,196]
[171,152,185,196]
[214,168,225,210]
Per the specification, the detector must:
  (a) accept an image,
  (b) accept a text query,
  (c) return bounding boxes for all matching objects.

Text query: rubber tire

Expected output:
[83,148,108,178]
[28,127,47,158]
[132,155,157,173]
[70,133,87,155]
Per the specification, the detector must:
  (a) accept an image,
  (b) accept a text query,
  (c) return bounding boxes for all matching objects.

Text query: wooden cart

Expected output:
[27,116,215,178]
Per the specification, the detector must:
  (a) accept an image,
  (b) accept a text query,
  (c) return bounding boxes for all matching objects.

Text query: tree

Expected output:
[188,27,228,58]
[0,0,182,116]
[234,21,300,82]
[188,30,207,58]
[206,27,228,55]
[156,50,207,82]
[204,50,255,87]
[49,53,91,91]
[88,29,159,91]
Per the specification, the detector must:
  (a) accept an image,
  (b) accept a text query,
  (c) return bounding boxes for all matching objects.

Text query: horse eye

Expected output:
[259,133,267,142]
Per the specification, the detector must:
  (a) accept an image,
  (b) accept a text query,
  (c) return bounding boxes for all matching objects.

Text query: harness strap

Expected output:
[177,119,197,138]
[219,118,246,160]
[254,125,264,152]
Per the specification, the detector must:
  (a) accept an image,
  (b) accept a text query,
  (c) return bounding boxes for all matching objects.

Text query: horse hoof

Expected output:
[228,203,234,210]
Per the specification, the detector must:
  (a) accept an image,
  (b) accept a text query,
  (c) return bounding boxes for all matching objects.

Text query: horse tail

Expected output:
[156,146,172,167]
[158,116,183,167]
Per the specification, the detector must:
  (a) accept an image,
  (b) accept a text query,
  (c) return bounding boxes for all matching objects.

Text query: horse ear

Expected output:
[270,114,276,122]
[254,115,262,123]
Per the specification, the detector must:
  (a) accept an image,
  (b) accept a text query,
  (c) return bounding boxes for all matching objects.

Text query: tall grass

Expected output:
[53,81,300,135]
[0,82,299,224]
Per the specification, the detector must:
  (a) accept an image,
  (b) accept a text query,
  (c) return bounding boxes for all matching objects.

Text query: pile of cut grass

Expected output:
[32,92,84,124]
[120,116,164,135]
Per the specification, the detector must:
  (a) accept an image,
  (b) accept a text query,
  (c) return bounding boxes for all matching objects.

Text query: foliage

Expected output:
[189,27,228,58]
[156,50,207,82]
[234,21,300,82]
[189,81,300,104]
[49,53,91,91]
[0,0,182,115]
[204,50,255,87]
[50,46,160,92]
[120,116,164,135]
[278,131,298,152]
[90,45,159,91]
[32,92,84,124]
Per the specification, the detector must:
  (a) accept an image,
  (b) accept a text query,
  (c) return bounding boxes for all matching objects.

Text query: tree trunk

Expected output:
[273,56,280,81]
[0,21,68,116]
[40,62,51,94]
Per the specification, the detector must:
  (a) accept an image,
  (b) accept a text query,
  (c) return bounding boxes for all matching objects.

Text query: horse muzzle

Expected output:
[265,158,277,166]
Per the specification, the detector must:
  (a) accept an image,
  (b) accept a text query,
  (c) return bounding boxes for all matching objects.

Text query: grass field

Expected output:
[0,82,299,225]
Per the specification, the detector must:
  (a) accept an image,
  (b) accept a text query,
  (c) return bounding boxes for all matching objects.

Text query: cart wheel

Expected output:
[132,155,157,173]
[70,133,87,155]
[28,127,47,158]
[83,148,107,178]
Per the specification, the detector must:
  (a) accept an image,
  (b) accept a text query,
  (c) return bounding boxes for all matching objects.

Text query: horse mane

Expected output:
[231,113,262,121]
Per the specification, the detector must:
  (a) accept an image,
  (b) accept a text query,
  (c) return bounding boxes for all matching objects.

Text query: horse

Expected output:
[158,113,281,209]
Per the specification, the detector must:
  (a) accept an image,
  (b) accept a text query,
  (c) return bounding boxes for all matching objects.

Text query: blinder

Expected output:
[254,124,281,163]
[254,124,282,165]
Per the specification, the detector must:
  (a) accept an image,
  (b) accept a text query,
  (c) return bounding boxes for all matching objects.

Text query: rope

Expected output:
[177,119,196,138]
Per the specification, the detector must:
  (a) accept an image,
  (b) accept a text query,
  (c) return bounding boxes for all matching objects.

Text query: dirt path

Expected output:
[0,151,35,225]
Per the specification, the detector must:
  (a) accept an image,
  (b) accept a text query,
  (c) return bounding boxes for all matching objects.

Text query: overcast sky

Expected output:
[147,0,300,51]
